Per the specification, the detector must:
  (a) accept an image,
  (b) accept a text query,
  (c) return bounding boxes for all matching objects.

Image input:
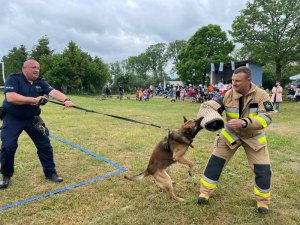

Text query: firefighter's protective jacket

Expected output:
[219,83,274,150]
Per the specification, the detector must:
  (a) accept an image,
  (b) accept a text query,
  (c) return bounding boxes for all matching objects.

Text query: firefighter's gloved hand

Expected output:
[38,96,48,105]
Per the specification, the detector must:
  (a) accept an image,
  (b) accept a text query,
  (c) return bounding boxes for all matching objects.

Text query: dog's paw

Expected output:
[174,196,186,202]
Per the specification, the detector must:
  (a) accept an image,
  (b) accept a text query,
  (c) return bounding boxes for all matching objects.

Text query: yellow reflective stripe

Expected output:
[258,135,266,143]
[226,112,239,119]
[254,187,271,199]
[225,108,239,119]
[200,178,217,189]
[254,116,268,128]
[254,132,266,143]
[221,129,235,144]
[249,112,257,117]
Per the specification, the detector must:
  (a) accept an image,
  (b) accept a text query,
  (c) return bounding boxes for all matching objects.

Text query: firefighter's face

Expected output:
[232,72,251,94]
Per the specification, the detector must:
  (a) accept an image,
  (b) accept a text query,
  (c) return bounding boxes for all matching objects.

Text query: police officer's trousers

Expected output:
[0,114,56,178]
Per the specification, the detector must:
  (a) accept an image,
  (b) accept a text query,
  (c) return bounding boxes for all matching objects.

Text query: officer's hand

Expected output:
[63,99,74,108]
[38,96,48,105]
[34,96,48,105]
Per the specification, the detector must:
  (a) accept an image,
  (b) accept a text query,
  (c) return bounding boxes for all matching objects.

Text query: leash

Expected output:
[47,100,162,129]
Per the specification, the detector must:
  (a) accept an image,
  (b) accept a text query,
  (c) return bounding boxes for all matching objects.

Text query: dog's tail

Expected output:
[124,170,150,181]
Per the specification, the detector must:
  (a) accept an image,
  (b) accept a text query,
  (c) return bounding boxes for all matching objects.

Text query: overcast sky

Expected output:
[0,0,248,64]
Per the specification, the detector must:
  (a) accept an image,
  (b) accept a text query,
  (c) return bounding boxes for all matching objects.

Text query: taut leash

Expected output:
[48,100,162,129]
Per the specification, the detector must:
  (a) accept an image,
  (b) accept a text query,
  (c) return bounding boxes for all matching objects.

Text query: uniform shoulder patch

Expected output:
[263,102,274,111]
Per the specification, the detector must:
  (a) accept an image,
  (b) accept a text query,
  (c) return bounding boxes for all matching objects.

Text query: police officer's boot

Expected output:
[46,173,63,183]
[0,176,10,189]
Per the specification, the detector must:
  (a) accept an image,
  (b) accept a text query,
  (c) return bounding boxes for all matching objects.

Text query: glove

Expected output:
[33,116,49,136]
[38,96,48,105]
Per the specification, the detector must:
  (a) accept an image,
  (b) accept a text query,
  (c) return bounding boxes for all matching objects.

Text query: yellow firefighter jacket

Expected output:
[220,83,274,151]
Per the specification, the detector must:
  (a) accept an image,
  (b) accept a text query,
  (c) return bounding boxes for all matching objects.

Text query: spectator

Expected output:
[270,82,283,112]
[180,88,186,101]
[118,85,124,100]
[287,87,296,101]
[138,89,143,101]
[217,80,224,91]
[105,85,111,98]
[294,88,300,102]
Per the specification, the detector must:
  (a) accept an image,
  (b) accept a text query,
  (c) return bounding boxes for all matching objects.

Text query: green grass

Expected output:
[0,95,299,225]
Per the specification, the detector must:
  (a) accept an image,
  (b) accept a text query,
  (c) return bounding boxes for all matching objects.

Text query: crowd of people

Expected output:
[102,79,300,107]
[133,80,300,107]
[152,80,232,103]
[286,83,300,102]
[135,88,152,101]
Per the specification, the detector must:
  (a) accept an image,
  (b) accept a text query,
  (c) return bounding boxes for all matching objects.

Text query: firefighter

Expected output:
[197,66,274,214]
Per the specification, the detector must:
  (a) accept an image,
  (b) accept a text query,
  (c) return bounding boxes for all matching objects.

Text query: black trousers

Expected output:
[0,114,56,177]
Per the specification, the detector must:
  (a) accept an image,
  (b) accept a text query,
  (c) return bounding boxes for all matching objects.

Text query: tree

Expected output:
[83,56,110,94]
[166,40,187,73]
[30,36,54,62]
[176,24,234,85]
[41,41,109,94]
[2,45,28,76]
[145,43,168,83]
[230,0,300,81]
[127,53,150,79]
[40,53,69,91]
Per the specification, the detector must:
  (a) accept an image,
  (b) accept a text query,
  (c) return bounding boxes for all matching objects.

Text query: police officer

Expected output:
[0,59,74,189]
[197,66,274,214]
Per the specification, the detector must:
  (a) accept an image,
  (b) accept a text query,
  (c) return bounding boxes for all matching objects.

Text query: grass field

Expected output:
[0,95,299,225]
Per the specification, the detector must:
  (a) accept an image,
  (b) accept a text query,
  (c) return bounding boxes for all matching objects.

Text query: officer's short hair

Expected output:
[234,66,252,78]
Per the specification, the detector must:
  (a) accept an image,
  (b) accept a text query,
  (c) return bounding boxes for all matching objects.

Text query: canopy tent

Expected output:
[289,74,300,80]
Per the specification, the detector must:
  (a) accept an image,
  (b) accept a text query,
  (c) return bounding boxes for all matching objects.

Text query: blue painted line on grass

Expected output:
[50,134,126,171]
[0,134,127,211]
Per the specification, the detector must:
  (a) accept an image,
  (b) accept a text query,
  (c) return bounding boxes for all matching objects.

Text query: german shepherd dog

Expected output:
[124,116,204,201]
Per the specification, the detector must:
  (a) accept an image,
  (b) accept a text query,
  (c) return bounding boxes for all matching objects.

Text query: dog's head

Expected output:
[180,116,204,139]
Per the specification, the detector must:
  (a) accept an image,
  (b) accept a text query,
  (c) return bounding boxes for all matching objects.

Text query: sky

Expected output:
[0,0,248,64]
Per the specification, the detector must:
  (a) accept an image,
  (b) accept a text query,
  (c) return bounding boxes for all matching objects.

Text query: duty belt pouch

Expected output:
[0,106,6,120]
[33,116,49,136]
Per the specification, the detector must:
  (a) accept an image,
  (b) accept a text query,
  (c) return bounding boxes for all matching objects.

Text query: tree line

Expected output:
[1,0,299,94]
[1,38,110,94]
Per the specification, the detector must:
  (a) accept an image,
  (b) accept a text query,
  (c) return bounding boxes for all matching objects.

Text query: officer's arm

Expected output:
[49,89,74,107]
[6,92,42,105]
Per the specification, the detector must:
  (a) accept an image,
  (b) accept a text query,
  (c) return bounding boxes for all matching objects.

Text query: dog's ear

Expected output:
[183,116,188,123]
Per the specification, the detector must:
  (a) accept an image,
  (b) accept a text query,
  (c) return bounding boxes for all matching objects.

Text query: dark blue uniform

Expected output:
[1,73,57,178]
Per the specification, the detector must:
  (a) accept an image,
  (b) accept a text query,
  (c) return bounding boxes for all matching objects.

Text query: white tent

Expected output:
[289,74,300,80]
